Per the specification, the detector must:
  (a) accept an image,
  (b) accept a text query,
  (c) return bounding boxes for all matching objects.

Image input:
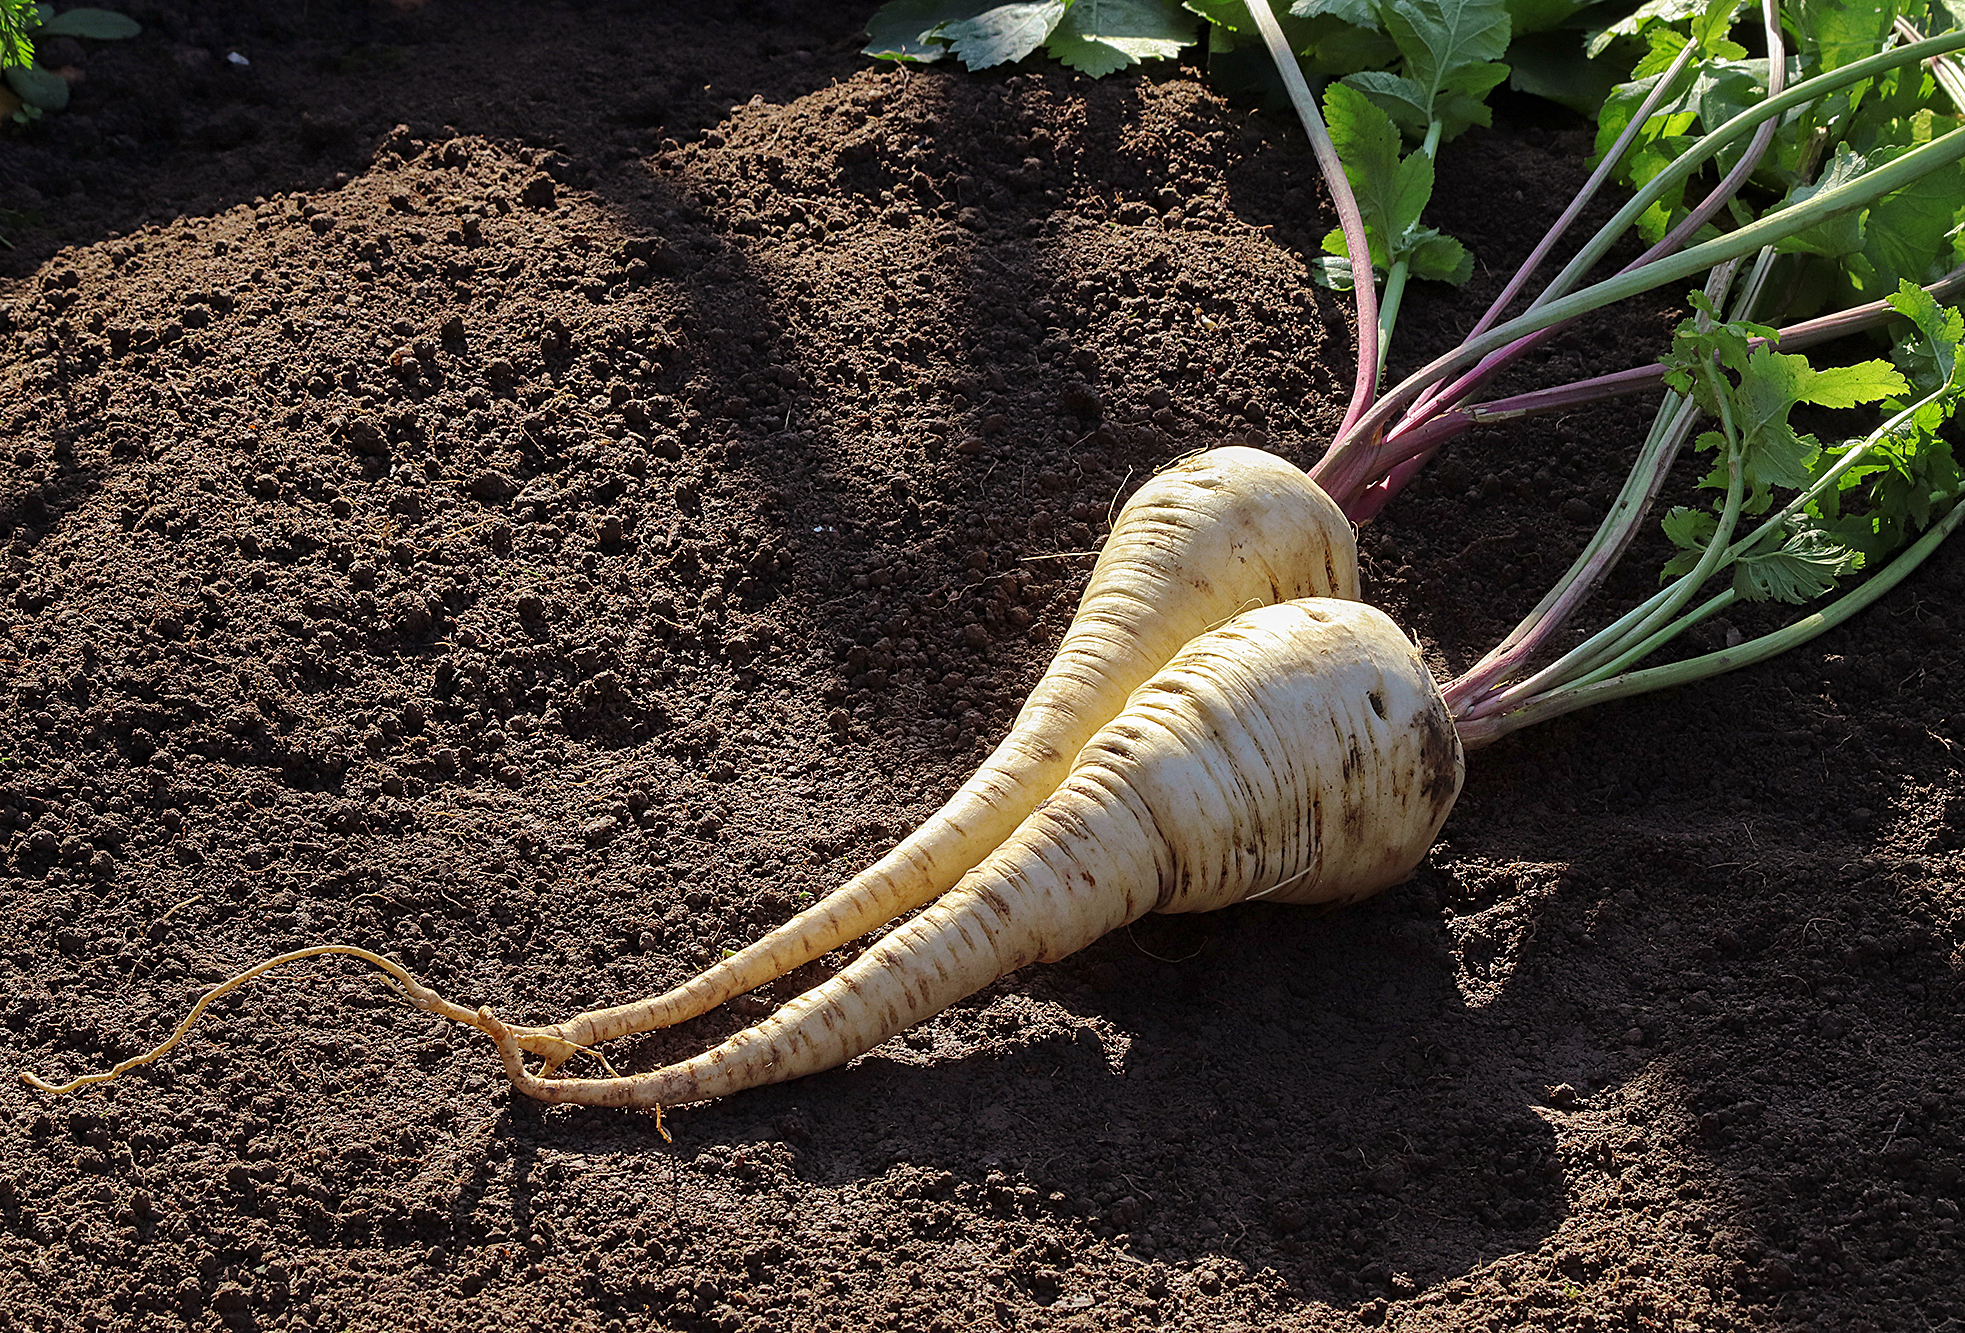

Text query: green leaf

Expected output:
[1183,0,1312,37]
[1595,72,1682,165]
[1320,80,1475,285]
[1384,0,1511,87]
[1431,56,1511,139]
[865,0,986,60]
[1669,294,1904,514]
[0,0,33,68]
[1047,0,1200,73]
[1504,0,1594,36]
[1198,0,1397,67]
[1323,80,1407,267]
[1586,0,1710,57]
[1683,0,1745,51]
[1734,350,1827,491]
[1591,0,1769,243]
[1689,57,1768,147]
[1381,0,1512,132]
[1408,230,1472,282]
[1892,323,1950,396]
[1800,289,1965,564]
[1887,277,1965,392]
[1732,528,1862,602]
[1843,57,1945,161]
[1804,359,1912,410]
[1771,143,1870,260]
[1663,291,1775,403]
[1662,504,1719,550]
[1788,0,1892,76]
[35,7,138,39]
[1298,12,1403,73]
[1310,249,1359,289]
[1505,29,1622,117]
[942,0,1068,68]
[1186,0,1394,74]
[1290,0,1380,28]
[1347,35,1508,140]
[5,59,65,108]
[1659,504,1719,577]
[1387,140,1435,236]
[1861,148,1965,294]
[1342,68,1434,136]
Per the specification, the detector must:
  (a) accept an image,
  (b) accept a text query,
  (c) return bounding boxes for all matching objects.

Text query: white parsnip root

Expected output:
[506,446,1358,1069]
[482,598,1461,1109]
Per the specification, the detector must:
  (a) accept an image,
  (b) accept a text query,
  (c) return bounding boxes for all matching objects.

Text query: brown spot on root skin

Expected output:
[977,887,1016,924]
[1342,797,1367,838]
[1418,696,1464,818]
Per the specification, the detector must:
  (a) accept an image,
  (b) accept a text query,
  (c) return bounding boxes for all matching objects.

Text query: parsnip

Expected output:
[511,447,1358,1069]
[22,469,1394,1114]
[482,598,1461,1109]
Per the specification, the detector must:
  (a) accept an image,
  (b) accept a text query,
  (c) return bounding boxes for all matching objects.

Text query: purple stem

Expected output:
[1334,0,1787,515]
[1347,259,1965,517]
[1347,415,1474,522]
[1310,37,1699,512]
[1456,38,1705,355]
[1417,0,1786,419]
[1243,0,1381,441]
[1437,395,1695,717]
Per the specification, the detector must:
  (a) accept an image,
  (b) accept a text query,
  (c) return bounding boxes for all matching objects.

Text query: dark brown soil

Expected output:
[4,4,1963,1331]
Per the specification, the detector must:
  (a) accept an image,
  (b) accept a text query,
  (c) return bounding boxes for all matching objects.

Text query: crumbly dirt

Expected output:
[3,3,1963,1331]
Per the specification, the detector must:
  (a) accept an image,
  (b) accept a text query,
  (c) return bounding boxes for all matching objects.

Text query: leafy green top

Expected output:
[1336,0,1513,140]
[1314,82,1472,287]
[1657,281,1964,605]
[1595,0,1965,301]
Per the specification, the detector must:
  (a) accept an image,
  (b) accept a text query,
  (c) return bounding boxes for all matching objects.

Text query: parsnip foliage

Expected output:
[1313,82,1471,289]
[1658,282,1964,605]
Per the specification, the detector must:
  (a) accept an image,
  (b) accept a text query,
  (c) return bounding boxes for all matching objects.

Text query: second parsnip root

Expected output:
[514,446,1360,1070]
[490,599,1462,1109]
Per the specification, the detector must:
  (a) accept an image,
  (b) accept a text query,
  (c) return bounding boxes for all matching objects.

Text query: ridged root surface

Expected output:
[509,447,1357,1068]
[484,598,1462,1109]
